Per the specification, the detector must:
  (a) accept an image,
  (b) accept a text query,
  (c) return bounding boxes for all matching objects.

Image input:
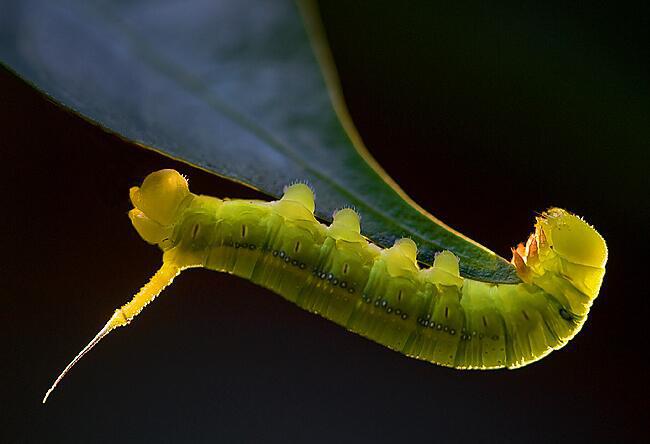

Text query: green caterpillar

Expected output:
[43,169,607,402]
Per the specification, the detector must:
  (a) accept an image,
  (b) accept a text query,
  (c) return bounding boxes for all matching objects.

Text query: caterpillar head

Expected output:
[513,208,607,302]
[128,169,191,245]
[536,208,607,269]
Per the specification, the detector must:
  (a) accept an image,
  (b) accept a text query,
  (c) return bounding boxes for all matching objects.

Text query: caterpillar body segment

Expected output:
[44,170,607,401]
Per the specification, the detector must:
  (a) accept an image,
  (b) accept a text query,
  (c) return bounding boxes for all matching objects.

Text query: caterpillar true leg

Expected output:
[43,169,607,401]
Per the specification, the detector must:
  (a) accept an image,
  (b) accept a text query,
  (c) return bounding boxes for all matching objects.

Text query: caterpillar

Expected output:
[43,169,607,402]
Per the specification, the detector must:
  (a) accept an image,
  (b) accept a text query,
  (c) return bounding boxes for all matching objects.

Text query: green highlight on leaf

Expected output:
[0,0,519,283]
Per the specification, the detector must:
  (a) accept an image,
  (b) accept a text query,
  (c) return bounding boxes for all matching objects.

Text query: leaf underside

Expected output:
[0,0,520,283]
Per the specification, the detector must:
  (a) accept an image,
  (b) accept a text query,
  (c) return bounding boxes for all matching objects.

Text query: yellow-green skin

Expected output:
[129,169,608,369]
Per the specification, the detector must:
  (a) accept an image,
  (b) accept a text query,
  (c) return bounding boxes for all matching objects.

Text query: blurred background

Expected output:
[1,0,647,442]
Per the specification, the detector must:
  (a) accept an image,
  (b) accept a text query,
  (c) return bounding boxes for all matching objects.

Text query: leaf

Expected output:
[0,0,519,283]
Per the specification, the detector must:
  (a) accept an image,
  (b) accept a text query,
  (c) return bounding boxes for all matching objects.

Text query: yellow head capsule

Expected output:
[537,208,607,269]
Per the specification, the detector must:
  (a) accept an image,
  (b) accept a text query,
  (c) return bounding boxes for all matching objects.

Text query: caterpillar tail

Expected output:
[42,261,182,404]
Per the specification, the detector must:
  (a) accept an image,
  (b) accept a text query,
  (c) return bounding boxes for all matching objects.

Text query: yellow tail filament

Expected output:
[43,262,182,403]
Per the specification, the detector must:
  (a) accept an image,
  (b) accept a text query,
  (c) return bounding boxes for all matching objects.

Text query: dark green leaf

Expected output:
[0,0,519,283]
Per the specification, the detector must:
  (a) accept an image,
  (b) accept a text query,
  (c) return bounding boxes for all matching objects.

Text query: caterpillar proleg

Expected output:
[43,169,607,402]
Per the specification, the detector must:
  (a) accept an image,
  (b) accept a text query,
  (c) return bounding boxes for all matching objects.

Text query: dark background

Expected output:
[1,1,647,442]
